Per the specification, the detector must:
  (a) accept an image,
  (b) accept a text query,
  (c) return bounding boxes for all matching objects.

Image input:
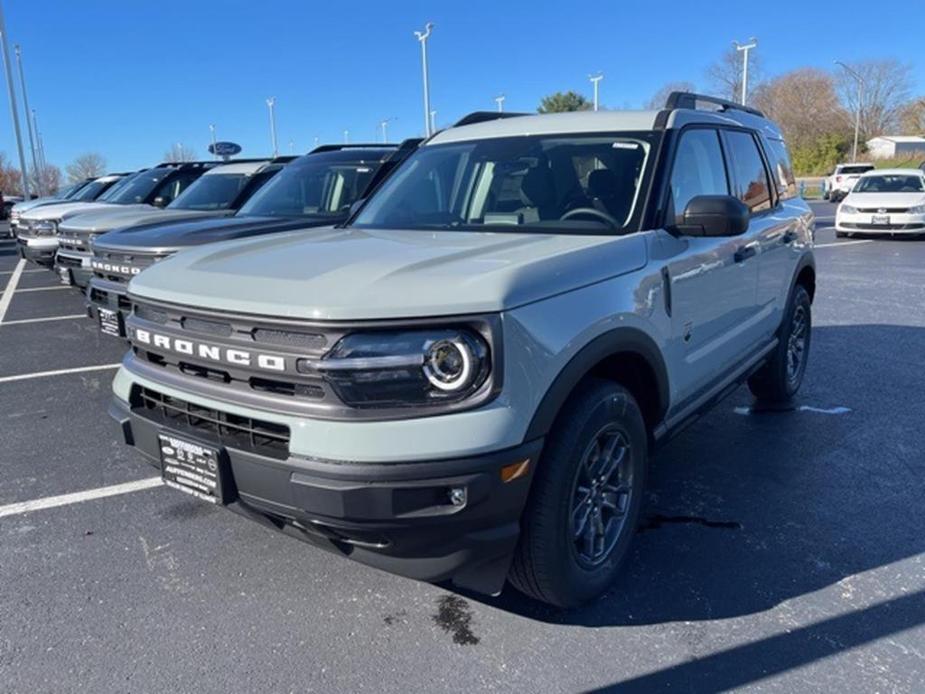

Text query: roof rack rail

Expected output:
[452,111,530,128]
[309,143,397,154]
[665,91,765,118]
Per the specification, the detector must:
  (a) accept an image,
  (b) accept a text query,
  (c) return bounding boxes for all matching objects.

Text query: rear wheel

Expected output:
[509,379,647,608]
[748,284,812,403]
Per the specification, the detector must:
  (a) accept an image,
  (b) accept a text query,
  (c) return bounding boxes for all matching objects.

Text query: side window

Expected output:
[668,129,728,224]
[765,138,797,200]
[156,171,200,205]
[724,130,773,213]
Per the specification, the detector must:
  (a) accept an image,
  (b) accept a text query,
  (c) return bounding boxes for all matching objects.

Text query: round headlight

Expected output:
[424,337,474,391]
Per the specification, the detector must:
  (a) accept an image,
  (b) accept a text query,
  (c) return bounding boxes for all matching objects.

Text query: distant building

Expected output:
[866,136,925,160]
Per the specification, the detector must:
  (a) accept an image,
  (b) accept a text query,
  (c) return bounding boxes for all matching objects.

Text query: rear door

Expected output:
[722,129,795,338]
[658,127,760,404]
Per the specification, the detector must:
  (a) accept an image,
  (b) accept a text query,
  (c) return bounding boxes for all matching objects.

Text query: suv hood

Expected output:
[129,227,648,320]
[20,201,121,222]
[12,197,64,214]
[94,215,338,255]
[844,192,925,208]
[60,206,225,234]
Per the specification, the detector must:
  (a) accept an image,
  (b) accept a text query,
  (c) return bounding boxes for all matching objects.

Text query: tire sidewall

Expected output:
[540,383,648,605]
[781,284,812,397]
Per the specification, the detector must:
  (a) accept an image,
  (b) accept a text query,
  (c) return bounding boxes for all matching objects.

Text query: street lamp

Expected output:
[589,73,603,112]
[835,61,863,163]
[494,94,505,112]
[209,123,217,160]
[0,2,30,198]
[380,117,396,143]
[14,44,39,194]
[344,129,349,144]
[733,38,758,106]
[414,22,434,136]
[266,97,278,157]
[429,110,437,134]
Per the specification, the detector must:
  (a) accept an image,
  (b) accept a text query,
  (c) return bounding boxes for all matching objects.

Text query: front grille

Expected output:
[856,207,910,213]
[57,255,82,268]
[841,222,925,231]
[91,249,162,284]
[90,287,132,310]
[131,385,290,459]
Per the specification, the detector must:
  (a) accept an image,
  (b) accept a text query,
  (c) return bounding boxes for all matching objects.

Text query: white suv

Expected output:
[824,163,874,202]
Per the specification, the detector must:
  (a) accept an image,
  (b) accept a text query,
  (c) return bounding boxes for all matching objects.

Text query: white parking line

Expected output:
[0,478,163,519]
[14,285,71,293]
[0,363,120,384]
[0,258,25,323]
[815,239,874,249]
[1,314,84,326]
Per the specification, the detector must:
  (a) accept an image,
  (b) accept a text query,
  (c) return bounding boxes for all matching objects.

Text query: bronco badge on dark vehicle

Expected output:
[110,94,815,607]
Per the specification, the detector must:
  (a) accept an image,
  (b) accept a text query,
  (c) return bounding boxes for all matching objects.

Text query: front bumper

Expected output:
[54,249,93,288]
[836,212,925,234]
[16,236,58,265]
[109,393,541,594]
[86,277,131,336]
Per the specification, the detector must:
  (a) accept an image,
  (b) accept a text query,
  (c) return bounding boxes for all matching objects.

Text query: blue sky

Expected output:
[2,0,924,173]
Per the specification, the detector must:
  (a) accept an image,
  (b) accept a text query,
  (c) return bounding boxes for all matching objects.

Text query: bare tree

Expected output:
[0,152,23,195]
[66,153,107,183]
[163,143,197,162]
[706,46,763,103]
[30,164,63,197]
[751,68,850,149]
[835,59,912,139]
[898,98,925,134]
[645,81,697,110]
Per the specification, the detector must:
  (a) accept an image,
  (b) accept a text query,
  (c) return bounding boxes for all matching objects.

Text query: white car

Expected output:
[825,163,874,202]
[835,168,925,238]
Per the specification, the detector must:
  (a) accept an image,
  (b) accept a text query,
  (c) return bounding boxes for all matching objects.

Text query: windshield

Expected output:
[237,158,377,219]
[56,182,84,199]
[854,175,925,193]
[107,168,172,204]
[352,134,652,233]
[169,173,252,211]
[72,178,120,201]
[839,165,874,175]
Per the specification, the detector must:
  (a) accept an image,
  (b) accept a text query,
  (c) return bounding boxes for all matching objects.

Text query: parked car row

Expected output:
[834,168,925,237]
[11,93,818,608]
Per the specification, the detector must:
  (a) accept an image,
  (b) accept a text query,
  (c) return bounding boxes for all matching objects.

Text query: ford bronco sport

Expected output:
[110,93,815,607]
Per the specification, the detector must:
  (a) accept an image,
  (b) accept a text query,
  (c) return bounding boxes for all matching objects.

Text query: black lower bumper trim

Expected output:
[109,396,543,595]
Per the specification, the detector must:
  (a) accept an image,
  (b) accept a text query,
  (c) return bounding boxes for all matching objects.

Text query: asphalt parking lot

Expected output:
[0,202,923,693]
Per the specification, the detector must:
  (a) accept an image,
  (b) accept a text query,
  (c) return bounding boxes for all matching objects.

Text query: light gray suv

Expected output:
[109,93,815,607]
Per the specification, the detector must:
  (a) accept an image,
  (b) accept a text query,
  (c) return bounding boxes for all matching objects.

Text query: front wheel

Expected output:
[509,379,647,608]
[748,284,812,403]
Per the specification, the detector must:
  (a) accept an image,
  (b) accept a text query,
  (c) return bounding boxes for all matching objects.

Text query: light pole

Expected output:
[289,139,294,154]
[14,44,39,194]
[733,38,757,106]
[414,22,434,136]
[429,109,437,134]
[343,129,349,144]
[380,117,395,143]
[31,109,44,170]
[266,97,278,157]
[0,3,29,198]
[494,94,505,112]
[208,124,217,160]
[835,61,863,163]
[589,73,603,111]
[313,136,320,148]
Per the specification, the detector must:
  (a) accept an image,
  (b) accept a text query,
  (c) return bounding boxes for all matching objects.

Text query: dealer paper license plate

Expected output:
[158,433,223,504]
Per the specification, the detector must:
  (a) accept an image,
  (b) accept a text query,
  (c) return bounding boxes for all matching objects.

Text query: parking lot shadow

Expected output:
[467,324,925,628]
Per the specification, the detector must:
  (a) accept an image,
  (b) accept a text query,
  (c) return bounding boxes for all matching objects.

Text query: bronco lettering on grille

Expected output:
[134,328,286,371]
[92,260,141,276]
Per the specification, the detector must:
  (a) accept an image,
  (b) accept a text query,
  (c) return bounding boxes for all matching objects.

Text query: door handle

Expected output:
[734,243,758,263]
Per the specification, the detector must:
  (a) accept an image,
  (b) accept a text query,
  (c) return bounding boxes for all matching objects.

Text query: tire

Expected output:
[509,379,647,608]
[748,284,812,403]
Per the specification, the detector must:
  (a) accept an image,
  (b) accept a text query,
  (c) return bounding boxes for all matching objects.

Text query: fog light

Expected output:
[448,487,467,506]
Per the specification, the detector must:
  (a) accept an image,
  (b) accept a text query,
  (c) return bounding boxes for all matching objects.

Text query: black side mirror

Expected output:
[673,195,749,237]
